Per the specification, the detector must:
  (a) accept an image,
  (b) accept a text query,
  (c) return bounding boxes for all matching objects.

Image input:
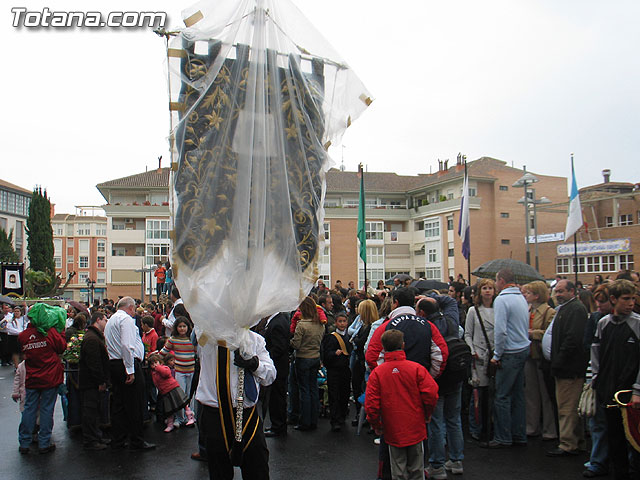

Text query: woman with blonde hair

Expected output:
[351,299,379,421]
[290,297,325,431]
[522,280,557,440]
[464,278,496,440]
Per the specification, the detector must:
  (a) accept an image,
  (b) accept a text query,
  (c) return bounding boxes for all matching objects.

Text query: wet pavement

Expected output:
[0,366,592,479]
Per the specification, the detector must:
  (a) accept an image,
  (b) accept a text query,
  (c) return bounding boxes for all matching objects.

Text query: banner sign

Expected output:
[557,238,631,256]
[527,232,565,243]
[1,263,24,296]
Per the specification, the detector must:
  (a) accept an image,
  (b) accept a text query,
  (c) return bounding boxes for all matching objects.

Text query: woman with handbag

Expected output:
[522,281,558,440]
[463,278,496,441]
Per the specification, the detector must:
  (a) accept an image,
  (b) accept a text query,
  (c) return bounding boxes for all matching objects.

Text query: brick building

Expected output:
[0,179,31,263]
[51,209,108,302]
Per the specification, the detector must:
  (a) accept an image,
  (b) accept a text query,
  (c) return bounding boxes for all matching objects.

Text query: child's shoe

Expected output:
[185,407,196,427]
[164,417,175,433]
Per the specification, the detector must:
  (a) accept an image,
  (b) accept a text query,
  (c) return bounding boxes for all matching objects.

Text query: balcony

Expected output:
[110,229,146,244]
[108,255,145,270]
[412,196,481,216]
[103,204,170,217]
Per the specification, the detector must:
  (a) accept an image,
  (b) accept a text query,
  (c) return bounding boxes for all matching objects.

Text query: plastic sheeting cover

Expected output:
[167,0,371,349]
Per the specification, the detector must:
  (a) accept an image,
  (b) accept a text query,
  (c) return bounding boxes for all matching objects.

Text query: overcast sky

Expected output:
[2,0,638,213]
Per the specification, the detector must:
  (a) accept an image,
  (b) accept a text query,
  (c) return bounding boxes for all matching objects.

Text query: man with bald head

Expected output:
[547,280,588,457]
[104,297,155,450]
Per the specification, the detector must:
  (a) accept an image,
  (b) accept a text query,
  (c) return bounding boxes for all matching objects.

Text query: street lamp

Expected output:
[512,167,539,266]
[85,277,96,304]
[518,189,551,271]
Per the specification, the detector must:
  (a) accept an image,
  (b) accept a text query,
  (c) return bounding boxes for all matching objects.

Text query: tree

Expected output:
[26,187,55,274]
[0,228,19,263]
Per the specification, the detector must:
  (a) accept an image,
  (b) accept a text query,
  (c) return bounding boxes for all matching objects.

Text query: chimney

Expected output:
[456,153,461,165]
[438,159,442,171]
[602,169,611,183]
[444,159,449,170]
[158,155,163,171]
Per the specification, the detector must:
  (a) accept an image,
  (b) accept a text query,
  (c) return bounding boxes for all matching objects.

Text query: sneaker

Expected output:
[426,465,448,480]
[444,460,464,475]
[164,424,175,433]
[19,446,30,454]
[185,417,196,427]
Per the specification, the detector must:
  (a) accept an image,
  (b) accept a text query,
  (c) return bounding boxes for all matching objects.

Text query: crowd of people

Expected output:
[3,268,640,480]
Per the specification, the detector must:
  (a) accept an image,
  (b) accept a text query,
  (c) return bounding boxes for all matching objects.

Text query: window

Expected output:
[0,191,7,212]
[469,188,477,197]
[318,274,330,283]
[620,254,634,271]
[499,185,509,191]
[500,212,509,218]
[0,217,6,231]
[53,238,62,256]
[15,221,23,248]
[576,257,586,273]
[96,225,107,236]
[343,199,359,208]
[324,199,339,208]
[54,257,62,269]
[79,239,89,255]
[447,191,454,200]
[97,239,106,253]
[365,222,383,240]
[112,246,125,256]
[556,258,570,274]
[605,216,613,227]
[620,214,633,226]
[428,248,438,263]
[530,216,536,230]
[415,221,424,230]
[323,222,330,241]
[365,199,378,208]
[67,254,74,264]
[77,223,91,235]
[97,256,105,268]
[425,267,441,280]
[79,256,89,268]
[501,239,510,245]
[146,219,170,239]
[135,246,145,256]
[587,256,601,273]
[602,255,616,272]
[53,224,64,236]
[97,272,106,284]
[415,271,425,279]
[446,217,454,231]
[146,244,170,266]
[358,268,384,288]
[78,272,89,284]
[424,219,440,238]
[448,242,454,257]
[112,221,125,230]
[365,246,384,264]
[320,246,330,265]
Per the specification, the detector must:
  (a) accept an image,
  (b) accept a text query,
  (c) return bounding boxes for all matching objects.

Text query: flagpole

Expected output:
[573,234,578,285]
[465,160,471,284]
[357,163,367,292]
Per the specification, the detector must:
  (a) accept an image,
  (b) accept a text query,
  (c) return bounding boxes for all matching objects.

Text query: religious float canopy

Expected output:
[166,0,372,349]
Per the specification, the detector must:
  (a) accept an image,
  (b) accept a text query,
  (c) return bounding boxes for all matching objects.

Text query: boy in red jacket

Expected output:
[18,323,66,454]
[366,329,439,480]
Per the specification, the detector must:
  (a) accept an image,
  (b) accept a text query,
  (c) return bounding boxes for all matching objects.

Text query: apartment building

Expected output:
[96,168,170,301]
[51,210,108,301]
[321,157,569,287]
[0,179,31,263]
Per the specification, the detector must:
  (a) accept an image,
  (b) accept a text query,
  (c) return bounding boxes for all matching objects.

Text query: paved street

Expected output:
[0,367,589,479]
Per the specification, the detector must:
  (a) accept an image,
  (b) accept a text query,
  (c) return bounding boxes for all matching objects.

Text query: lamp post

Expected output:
[513,167,539,266]
[518,189,551,272]
[85,277,95,304]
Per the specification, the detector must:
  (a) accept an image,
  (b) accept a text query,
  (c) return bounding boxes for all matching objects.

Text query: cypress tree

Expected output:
[0,228,19,263]
[26,187,55,274]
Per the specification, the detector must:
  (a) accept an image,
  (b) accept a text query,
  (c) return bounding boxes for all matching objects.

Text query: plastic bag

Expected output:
[27,303,66,336]
[166,0,372,349]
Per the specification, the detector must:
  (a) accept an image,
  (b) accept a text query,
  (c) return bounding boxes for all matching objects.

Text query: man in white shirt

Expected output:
[196,330,275,479]
[163,286,183,336]
[104,296,154,451]
[0,303,13,366]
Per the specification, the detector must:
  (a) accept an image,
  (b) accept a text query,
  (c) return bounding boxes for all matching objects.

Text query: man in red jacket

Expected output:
[18,322,66,454]
[366,329,439,480]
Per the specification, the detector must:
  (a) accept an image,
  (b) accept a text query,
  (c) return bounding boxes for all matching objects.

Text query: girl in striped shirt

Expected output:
[160,316,196,427]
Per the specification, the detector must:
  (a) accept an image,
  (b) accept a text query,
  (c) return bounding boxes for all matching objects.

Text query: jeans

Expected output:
[428,384,464,468]
[295,357,320,427]
[19,387,58,449]
[493,348,528,444]
[587,401,609,474]
[175,372,193,425]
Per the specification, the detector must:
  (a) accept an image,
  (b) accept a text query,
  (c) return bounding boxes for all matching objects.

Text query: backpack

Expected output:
[441,315,472,383]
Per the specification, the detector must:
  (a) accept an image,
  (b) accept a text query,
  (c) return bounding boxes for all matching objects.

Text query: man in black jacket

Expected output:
[548,280,588,457]
[79,311,110,450]
[262,312,291,438]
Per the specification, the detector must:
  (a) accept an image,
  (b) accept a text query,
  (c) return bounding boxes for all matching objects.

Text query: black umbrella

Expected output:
[68,300,89,314]
[391,273,412,283]
[0,295,16,306]
[471,258,544,284]
[410,279,449,292]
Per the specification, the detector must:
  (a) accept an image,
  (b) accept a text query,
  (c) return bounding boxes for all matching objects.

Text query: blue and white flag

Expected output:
[458,165,470,260]
[565,155,583,239]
